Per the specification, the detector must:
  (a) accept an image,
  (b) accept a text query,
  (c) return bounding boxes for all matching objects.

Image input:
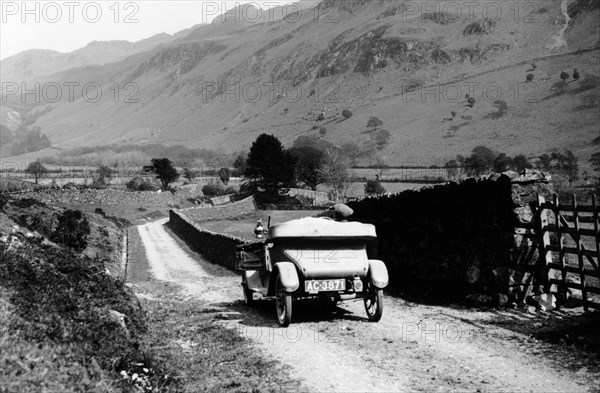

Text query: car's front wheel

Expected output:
[364,281,383,322]
[275,273,292,327]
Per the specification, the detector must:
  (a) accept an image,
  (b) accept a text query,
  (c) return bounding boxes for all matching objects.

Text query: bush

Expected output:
[127,176,159,192]
[364,179,386,196]
[342,109,353,119]
[51,210,91,251]
[202,181,236,197]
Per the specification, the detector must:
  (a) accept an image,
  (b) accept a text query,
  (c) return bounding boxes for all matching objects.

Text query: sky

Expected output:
[0,0,302,60]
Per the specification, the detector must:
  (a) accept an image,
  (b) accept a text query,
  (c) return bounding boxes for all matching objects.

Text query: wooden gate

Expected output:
[538,193,600,311]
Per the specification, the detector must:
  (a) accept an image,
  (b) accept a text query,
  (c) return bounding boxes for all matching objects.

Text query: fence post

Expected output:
[593,194,600,271]
[538,194,553,294]
[572,194,588,312]
[553,193,568,300]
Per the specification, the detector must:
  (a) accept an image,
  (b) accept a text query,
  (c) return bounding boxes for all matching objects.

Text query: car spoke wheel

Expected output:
[364,282,383,322]
[275,274,292,327]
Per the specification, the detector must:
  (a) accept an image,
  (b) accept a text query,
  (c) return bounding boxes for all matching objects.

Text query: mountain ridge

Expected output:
[1,0,599,166]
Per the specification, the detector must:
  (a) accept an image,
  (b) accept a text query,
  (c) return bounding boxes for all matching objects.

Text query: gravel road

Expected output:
[134,219,599,393]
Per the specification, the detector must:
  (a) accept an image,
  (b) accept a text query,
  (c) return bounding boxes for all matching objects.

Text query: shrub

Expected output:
[202,181,236,197]
[94,207,106,217]
[342,109,353,119]
[364,179,386,196]
[127,176,159,191]
[526,73,535,82]
[218,167,231,185]
[51,210,90,251]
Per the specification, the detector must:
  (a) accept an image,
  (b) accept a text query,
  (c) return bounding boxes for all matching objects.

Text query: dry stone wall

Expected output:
[348,170,552,303]
[169,209,248,270]
[178,196,256,222]
[10,189,180,206]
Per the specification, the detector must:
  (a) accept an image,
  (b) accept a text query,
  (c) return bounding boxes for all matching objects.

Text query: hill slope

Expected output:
[1,0,599,165]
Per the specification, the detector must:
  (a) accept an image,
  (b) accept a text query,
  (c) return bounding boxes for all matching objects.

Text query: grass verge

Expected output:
[134,282,305,393]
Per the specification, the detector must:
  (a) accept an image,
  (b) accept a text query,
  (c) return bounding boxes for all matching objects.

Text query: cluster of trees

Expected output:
[445,146,532,178]
[38,143,225,167]
[240,134,352,202]
[10,127,51,156]
[445,146,579,185]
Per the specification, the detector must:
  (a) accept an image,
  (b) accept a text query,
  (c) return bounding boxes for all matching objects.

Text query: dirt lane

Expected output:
[135,219,597,393]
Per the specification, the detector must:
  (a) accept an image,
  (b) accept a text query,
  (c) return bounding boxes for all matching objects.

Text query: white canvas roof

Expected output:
[269,217,377,239]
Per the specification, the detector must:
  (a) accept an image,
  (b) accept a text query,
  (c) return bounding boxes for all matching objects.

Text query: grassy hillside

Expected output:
[1,0,598,167]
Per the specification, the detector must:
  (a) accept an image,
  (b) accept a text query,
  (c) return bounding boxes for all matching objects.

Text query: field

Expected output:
[197,210,322,241]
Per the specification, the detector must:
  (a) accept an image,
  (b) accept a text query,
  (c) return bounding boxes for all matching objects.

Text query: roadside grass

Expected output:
[134,282,305,393]
[127,224,305,392]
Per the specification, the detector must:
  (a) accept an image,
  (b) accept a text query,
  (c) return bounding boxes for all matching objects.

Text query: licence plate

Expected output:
[305,279,345,293]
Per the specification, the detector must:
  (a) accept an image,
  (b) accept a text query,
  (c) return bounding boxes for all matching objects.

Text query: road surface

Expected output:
[133,218,598,392]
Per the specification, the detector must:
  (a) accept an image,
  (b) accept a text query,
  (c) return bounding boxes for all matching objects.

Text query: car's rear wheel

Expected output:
[364,281,383,322]
[275,274,292,327]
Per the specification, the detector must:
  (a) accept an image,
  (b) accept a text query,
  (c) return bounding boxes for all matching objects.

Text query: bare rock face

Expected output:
[463,19,496,36]
[108,309,129,336]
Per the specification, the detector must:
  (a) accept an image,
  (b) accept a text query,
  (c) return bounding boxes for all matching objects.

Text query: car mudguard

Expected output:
[274,262,300,292]
[368,259,389,289]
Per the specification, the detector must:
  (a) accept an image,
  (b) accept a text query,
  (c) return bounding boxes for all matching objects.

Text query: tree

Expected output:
[218,167,231,185]
[319,149,351,202]
[340,142,363,166]
[526,73,535,82]
[511,154,532,172]
[292,134,334,151]
[183,167,196,182]
[243,134,296,200]
[560,71,570,82]
[536,154,552,171]
[372,158,389,178]
[233,153,247,177]
[367,117,383,131]
[342,109,353,119]
[573,68,580,81]
[465,146,497,177]
[288,146,325,190]
[590,152,600,172]
[373,129,391,150]
[364,179,386,196]
[94,165,112,186]
[493,153,512,173]
[551,150,578,186]
[26,161,46,184]
[151,158,179,191]
[445,159,459,180]
[11,127,51,156]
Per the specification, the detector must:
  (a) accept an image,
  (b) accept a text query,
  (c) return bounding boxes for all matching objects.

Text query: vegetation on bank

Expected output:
[0,194,306,392]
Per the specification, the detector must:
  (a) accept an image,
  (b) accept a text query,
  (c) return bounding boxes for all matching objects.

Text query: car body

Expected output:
[235,216,389,326]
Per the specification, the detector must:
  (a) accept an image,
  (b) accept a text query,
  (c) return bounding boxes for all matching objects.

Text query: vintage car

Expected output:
[235,216,389,326]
